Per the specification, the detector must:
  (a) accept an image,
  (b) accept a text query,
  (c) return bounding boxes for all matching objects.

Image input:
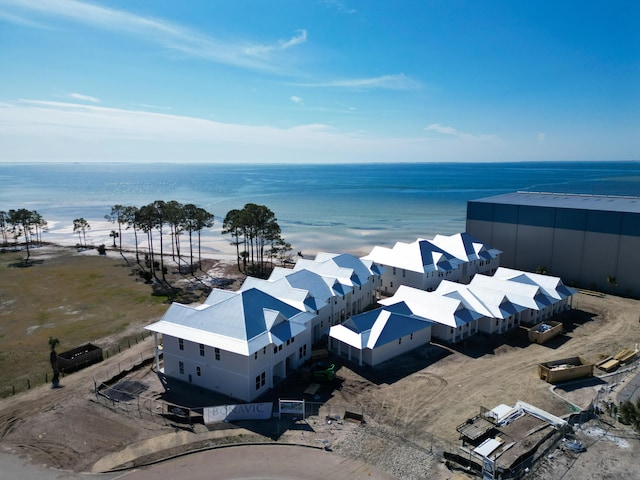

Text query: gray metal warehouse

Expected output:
[466,192,640,297]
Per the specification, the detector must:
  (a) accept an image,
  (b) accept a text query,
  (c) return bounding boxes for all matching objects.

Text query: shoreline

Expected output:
[38,218,376,262]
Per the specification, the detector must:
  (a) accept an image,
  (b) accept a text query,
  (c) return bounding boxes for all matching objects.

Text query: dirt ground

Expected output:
[0,253,639,479]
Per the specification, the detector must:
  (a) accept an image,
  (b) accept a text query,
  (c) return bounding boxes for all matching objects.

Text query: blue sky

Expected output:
[0,0,638,163]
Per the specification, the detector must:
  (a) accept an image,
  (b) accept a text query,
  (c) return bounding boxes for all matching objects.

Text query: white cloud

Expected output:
[291,74,421,90]
[0,99,513,163]
[1,0,306,73]
[290,96,304,105]
[321,0,357,14]
[537,132,546,144]
[69,92,100,103]
[425,123,497,141]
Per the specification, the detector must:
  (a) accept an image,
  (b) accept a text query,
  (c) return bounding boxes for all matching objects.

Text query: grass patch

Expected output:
[0,246,170,397]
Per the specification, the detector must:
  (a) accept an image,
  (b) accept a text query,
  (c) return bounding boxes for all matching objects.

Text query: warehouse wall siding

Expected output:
[466,194,640,297]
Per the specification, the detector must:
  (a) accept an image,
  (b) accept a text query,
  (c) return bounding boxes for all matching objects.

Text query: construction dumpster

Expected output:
[57,343,104,373]
[528,321,563,344]
[538,356,594,383]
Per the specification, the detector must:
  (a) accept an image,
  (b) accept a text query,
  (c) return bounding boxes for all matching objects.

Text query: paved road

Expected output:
[0,445,397,480]
[119,444,396,480]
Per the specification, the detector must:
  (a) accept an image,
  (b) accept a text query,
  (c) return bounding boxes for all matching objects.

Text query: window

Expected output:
[392,267,396,275]
[196,366,201,376]
[402,269,406,278]
[199,343,205,356]
[255,371,266,390]
[254,352,258,360]
[291,336,295,343]
[278,344,282,351]
[398,337,402,345]
[263,347,266,354]
[286,339,290,346]
[274,347,278,354]
[214,348,220,360]
[299,344,308,359]
[410,333,413,340]
[179,361,184,374]
[178,338,184,351]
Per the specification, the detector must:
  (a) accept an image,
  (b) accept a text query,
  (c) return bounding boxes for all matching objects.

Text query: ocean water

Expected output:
[1,161,639,256]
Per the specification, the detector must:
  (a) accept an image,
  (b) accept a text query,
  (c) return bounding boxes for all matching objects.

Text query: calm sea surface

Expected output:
[1,161,639,254]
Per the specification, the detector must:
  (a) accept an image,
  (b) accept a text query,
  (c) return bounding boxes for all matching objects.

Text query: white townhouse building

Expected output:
[145,252,381,403]
[379,285,484,344]
[431,232,502,283]
[293,252,382,322]
[361,237,466,295]
[492,267,575,312]
[328,303,433,367]
[435,280,528,335]
[241,268,335,343]
[144,237,571,401]
[145,288,315,402]
[469,274,557,326]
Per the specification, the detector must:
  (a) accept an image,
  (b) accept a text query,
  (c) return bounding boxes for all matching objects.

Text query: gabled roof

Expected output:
[294,255,364,289]
[329,306,432,350]
[492,267,576,300]
[379,285,482,327]
[315,252,378,282]
[431,232,502,262]
[145,288,313,356]
[436,280,526,319]
[362,238,464,274]
[470,274,554,311]
[240,275,327,313]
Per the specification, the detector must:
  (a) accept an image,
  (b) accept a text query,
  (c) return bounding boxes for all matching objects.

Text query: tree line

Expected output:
[222,203,291,276]
[105,201,214,281]
[0,209,48,262]
[2,201,291,279]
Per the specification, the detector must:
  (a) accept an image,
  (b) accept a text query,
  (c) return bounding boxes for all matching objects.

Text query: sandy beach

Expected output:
[42,217,375,261]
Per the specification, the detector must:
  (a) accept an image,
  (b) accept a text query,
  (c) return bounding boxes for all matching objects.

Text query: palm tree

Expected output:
[48,336,60,387]
[137,204,157,276]
[73,218,90,248]
[122,206,140,264]
[194,206,214,268]
[182,203,199,272]
[165,200,185,266]
[105,204,129,265]
[222,208,244,272]
[152,200,167,282]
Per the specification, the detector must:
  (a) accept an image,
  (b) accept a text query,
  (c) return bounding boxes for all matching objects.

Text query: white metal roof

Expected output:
[145,288,313,356]
[470,274,554,311]
[379,285,482,327]
[431,232,502,262]
[436,280,527,319]
[329,305,432,350]
[361,238,464,274]
[492,267,576,300]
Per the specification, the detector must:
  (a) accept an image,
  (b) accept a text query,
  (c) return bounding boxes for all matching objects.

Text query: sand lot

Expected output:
[0,253,638,479]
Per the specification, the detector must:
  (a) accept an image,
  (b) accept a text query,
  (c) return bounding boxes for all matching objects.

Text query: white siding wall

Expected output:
[370,327,432,367]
